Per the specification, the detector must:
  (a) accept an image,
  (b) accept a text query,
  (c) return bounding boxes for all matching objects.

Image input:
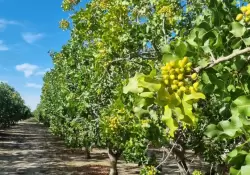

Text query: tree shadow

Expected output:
[0,121,139,175]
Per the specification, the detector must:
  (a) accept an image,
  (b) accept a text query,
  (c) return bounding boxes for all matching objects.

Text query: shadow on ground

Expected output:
[0,120,139,175]
[0,120,209,175]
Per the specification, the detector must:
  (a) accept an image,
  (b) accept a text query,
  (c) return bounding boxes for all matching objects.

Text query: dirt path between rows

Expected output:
[0,119,139,175]
[0,119,208,175]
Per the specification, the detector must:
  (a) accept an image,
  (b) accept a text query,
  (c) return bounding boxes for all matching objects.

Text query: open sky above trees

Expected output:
[0,0,90,110]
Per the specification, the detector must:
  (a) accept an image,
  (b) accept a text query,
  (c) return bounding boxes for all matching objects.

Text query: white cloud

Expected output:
[26,83,42,89]
[21,32,44,44]
[16,63,39,77]
[0,18,19,30]
[0,40,9,51]
[35,68,50,76]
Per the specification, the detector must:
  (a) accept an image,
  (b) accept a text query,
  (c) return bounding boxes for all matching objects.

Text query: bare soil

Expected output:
[0,119,208,175]
[0,119,138,175]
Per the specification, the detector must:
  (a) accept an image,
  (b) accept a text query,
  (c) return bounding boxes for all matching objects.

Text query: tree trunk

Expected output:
[108,148,119,175]
[173,147,190,175]
[85,147,91,159]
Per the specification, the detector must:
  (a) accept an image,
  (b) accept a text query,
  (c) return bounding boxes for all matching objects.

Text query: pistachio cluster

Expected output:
[161,57,199,95]
[110,116,119,131]
[236,4,250,22]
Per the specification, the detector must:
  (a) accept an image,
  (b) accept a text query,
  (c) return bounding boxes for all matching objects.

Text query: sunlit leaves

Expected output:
[123,73,144,94]
[230,22,246,38]
[162,105,177,137]
[0,83,31,128]
[231,95,250,118]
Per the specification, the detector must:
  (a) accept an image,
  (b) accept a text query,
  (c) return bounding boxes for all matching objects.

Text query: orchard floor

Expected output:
[0,119,208,175]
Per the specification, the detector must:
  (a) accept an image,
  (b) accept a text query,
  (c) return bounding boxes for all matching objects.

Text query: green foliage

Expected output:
[140,165,159,175]
[192,170,203,175]
[0,82,32,128]
[36,0,250,174]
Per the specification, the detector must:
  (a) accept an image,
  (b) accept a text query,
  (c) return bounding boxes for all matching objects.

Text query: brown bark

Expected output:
[173,147,190,175]
[108,148,119,175]
[85,147,91,159]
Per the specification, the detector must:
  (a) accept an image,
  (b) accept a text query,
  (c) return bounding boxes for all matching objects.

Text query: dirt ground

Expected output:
[0,119,208,175]
[0,119,139,175]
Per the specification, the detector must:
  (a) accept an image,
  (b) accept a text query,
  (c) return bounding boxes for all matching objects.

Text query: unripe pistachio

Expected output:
[193,82,199,90]
[245,17,250,22]
[164,80,169,85]
[177,74,184,80]
[170,74,175,80]
[178,81,184,87]
[170,69,175,74]
[173,80,179,85]
[182,57,188,64]
[241,6,247,13]
[175,68,180,73]
[246,10,250,16]
[186,67,191,72]
[163,75,169,79]
[180,86,186,92]
[186,62,192,67]
[169,61,175,67]
[161,66,168,71]
[171,84,178,90]
[191,73,197,80]
[178,60,185,68]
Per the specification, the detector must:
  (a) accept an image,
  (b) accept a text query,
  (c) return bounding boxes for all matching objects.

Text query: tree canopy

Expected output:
[0,82,32,128]
[35,0,250,174]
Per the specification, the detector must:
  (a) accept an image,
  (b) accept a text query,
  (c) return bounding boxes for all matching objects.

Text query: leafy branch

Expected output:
[194,47,250,72]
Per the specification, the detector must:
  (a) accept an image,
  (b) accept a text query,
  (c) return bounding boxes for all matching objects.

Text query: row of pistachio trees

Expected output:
[35,0,250,174]
[0,82,32,128]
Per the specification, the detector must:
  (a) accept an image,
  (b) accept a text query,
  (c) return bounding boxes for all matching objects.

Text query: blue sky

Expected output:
[0,0,73,110]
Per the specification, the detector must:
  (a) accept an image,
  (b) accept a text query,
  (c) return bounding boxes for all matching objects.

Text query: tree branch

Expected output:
[194,47,250,72]
[162,16,167,44]
[156,135,181,169]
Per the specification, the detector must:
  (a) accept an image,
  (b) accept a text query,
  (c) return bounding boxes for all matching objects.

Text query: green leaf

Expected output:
[162,105,178,137]
[162,53,179,63]
[231,95,250,117]
[205,116,243,139]
[173,107,185,120]
[241,165,250,175]
[168,93,182,108]
[161,44,171,54]
[123,73,144,94]
[243,37,250,46]
[139,92,154,98]
[182,101,196,125]
[212,29,222,48]
[231,38,243,49]
[201,40,212,53]
[187,28,206,47]
[198,58,209,68]
[202,72,212,84]
[205,124,220,138]
[138,77,161,92]
[230,22,246,37]
[228,149,238,158]
[183,92,206,102]
[227,149,248,168]
[219,117,242,137]
[229,167,240,175]
[245,154,250,165]
[175,41,187,58]
[133,107,149,117]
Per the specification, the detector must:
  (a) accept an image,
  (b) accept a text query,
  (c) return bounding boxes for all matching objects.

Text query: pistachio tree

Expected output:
[35,0,250,174]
